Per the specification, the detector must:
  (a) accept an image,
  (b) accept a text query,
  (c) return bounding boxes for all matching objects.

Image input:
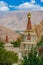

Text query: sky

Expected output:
[0,0,43,11]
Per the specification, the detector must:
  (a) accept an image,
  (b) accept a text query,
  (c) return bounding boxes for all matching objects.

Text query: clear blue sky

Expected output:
[0,0,43,11]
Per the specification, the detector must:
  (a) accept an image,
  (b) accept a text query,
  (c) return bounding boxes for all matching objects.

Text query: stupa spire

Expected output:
[27,13,32,30]
[27,13,32,40]
[6,35,9,43]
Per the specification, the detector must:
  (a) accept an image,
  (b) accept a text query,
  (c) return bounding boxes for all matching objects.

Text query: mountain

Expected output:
[0,10,43,30]
[34,20,43,39]
[0,10,43,42]
[0,26,20,42]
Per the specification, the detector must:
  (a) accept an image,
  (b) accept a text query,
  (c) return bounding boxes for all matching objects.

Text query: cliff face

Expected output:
[34,20,43,39]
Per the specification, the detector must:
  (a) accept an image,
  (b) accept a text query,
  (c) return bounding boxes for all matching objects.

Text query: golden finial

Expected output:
[27,12,31,18]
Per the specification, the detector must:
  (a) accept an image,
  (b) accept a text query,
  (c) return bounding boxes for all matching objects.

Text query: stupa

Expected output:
[20,13,37,54]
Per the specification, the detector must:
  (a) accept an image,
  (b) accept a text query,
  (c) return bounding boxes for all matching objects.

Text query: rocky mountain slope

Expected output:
[34,20,43,39]
[0,26,20,42]
[0,10,43,30]
[0,10,43,42]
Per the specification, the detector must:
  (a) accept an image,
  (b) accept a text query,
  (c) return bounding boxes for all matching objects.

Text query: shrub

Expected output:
[11,39,21,47]
[0,41,5,48]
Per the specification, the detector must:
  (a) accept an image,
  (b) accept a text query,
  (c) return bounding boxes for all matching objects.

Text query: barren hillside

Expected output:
[34,20,43,39]
[0,10,43,30]
[0,26,20,42]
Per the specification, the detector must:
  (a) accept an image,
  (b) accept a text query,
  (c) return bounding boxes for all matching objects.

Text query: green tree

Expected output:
[20,44,43,65]
[0,41,5,48]
[0,41,18,65]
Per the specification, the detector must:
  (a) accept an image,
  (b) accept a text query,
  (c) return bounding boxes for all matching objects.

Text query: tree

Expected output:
[0,41,5,48]
[20,45,43,65]
[0,41,18,65]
